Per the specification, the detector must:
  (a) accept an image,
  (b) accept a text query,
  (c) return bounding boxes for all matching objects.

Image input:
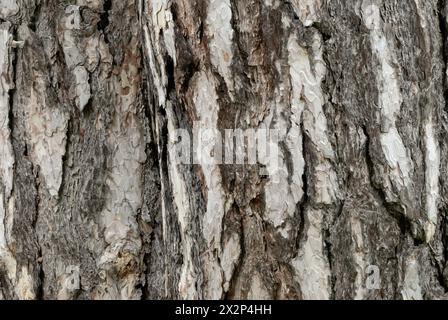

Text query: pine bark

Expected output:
[1,0,448,300]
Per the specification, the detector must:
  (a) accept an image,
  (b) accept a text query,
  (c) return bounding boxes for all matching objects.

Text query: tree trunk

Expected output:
[1,0,448,300]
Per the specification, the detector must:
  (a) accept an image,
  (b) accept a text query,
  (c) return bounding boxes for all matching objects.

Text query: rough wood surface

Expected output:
[1,0,448,300]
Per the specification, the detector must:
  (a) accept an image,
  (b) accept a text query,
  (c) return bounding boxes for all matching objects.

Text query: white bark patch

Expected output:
[60,6,91,111]
[413,0,430,52]
[0,0,19,20]
[314,163,339,205]
[73,66,91,111]
[401,254,423,300]
[260,121,293,230]
[166,104,199,299]
[424,121,440,243]
[221,232,241,292]
[361,2,413,189]
[287,32,336,300]
[143,25,167,107]
[288,34,338,204]
[379,129,412,185]
[262,107,302,229]
[0,24,14,197]
[20,23,69,198]
[99,111,145,299]
[291,0,322,26]
[203,258,224,299]
[151,0,176,64]
[0,192,17,284]
[260,56,306,233]
[289,34,334,160]
[27,84,68,197]
[167,111,190,232]
[143,0,177,108]
[61,6,83,67]
[193,71,228,299]
[194,71,227,248]
[101,115,145,244]
[98,50,146,299]
[178,241,198,299]
[206,0,234,93]
[292,209,331,300]
[16,266,35,300]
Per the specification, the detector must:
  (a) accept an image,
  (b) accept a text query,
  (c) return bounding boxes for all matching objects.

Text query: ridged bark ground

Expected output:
[1,0,448,300]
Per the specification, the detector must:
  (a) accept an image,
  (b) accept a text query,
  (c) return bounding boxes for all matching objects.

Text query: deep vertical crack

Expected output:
[7,27,18,144]
[438,0,448,291]
[98,0,112,43]
[439,0,448,112]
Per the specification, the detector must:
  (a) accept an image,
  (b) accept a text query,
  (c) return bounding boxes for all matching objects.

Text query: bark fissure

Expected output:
[6,29,16,141]
[439,0,448,90]
[98,0,112,40]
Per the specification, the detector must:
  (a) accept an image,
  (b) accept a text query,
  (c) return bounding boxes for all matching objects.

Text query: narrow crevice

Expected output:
[291,122,311,297]
[7,88,15,141]
[29,2,42,32]
[58,115,71,200]
[439,0,448,112]
[223,205,246,300]
[198,21,204,42]
[31,180,40,230]
[98,0,112,43]
[138,84,158,301]
[138,224,151,300]
[33,184,44,299]
[7,27,19,141]
[280,140,294,186]
[324,227,336,300]
[165,55,176,95]
[432,208,448,292]
[0,271,13,300]
[295,121,309,253]
[36,247,45,299]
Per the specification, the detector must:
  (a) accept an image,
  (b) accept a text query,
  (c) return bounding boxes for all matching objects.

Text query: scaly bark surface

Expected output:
[1,0,448,300]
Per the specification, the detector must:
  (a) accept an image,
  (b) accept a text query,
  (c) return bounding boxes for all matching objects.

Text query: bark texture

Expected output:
[1,0,448,300]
